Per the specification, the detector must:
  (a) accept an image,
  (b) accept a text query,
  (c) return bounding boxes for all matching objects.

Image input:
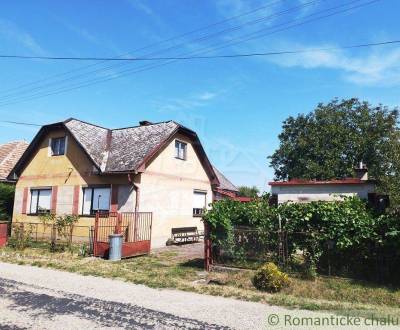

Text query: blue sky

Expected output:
[0,0,399,192]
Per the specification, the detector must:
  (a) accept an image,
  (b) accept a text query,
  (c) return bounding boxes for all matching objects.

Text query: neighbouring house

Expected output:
[212,166,252,202]
[8,118,228,248]
[0,141,28,183]
[269,163,377,204]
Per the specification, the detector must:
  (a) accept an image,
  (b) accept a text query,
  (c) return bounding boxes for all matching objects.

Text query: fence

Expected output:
[204,224,400,284]
[93,212,152,258]
[7,221,92,252]
[204,225,311,271]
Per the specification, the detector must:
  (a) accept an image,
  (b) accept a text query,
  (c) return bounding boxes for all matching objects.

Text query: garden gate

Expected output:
[93,212,152,258]
[0,222,8,247]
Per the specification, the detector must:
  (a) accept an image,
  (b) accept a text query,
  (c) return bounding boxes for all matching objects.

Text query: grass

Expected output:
[1,243,399,319]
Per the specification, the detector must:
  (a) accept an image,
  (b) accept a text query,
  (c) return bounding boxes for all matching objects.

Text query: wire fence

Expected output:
[207,225,400,284]
[8,222,93,253]
[210,227,312,270]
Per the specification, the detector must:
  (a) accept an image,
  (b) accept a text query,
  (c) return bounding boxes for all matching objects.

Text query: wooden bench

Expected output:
[171,227,200,244]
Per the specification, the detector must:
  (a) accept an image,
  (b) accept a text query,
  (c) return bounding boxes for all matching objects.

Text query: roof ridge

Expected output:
[64,117,109,130]
[110,120,175,131]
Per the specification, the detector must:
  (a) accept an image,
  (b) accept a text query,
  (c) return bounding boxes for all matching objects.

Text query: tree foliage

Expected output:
[0,183,15,221]
[269,98,400,204]
[237,185,260,198]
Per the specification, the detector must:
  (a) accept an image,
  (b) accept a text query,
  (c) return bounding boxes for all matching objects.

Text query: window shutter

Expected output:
[72,185,80,215]
[51,187,58,214]
[21,188,28,214]
[193,191,207,209]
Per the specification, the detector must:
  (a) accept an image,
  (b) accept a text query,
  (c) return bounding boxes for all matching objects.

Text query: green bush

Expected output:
[253,262,290,292]
[204,196,400,284]
[8,223,33,250]
[0,183,15,221]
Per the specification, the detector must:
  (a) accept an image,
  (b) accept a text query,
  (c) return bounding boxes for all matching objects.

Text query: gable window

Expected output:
[175,140,187,160]
[51,137,66,156]
[193,190,207,217]
[30,188,51,214]
[82,186,111,215]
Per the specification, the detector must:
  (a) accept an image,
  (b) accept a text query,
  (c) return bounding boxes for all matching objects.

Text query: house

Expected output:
[0,141,28,183]
[269,163,376,204]
[8,118,226,248]
[212,166,252,202]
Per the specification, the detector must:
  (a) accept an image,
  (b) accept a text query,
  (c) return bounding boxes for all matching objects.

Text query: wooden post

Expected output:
[93,212,99,256]
[204,221,212,271]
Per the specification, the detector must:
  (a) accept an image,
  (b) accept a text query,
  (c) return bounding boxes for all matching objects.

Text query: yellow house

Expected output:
[9,118,223,248]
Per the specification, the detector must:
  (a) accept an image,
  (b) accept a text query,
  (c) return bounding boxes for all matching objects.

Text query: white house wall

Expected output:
[271,183,375,203]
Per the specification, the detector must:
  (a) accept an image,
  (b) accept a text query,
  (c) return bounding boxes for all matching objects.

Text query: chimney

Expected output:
[139,120,153,126]
[354,161,368,181]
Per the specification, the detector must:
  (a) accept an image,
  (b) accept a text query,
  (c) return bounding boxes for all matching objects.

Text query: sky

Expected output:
[0,0,399,192]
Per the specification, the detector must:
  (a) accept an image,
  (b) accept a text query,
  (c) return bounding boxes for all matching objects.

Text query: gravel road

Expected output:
[0,262,394,329]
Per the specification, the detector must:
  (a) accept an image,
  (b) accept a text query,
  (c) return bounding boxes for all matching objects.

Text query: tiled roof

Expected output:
[63,119,181,172]
[212,166,238,192]
[106,121,178,172]
[10,118,219,186]
[0,141,28,181]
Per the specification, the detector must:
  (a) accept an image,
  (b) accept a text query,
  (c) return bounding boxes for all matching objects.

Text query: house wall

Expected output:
[139,133,213,248]
[12,128,134,239]
[271,183,375,204]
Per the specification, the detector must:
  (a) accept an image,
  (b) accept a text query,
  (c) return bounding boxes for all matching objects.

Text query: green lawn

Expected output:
[1,243,399,319]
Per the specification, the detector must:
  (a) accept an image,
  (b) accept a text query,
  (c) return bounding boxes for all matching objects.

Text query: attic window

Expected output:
[175,140,187,160]
[51,137,66,156]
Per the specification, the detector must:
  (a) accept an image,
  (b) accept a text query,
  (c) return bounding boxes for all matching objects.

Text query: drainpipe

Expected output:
[128,173,140,241]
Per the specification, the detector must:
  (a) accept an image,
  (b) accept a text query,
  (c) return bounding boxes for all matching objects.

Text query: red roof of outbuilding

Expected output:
[269,178,374,186]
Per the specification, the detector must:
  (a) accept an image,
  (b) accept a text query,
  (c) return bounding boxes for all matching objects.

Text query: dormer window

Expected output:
[175,140,187,160]
[51,137,66,156]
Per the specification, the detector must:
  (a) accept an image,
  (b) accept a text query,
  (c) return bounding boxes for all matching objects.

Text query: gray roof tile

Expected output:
[212,166,238,192]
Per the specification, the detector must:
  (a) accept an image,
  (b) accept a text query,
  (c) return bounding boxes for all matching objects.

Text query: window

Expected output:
[30,188,52,214]
[82,186,111,215]
[193,190,207,217]
[51,137,66,156]
[175,140,187,160]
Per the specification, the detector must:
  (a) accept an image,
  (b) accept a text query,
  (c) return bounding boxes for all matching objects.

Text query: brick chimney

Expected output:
[354,161,368,181]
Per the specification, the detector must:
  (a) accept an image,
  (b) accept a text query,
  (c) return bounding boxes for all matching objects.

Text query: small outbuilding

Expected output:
[269,163,376,204]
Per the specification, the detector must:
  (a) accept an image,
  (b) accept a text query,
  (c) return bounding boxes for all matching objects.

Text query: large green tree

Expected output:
[269,98,400,204]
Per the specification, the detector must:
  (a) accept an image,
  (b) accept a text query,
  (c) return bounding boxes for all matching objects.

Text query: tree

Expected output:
[269,98,400,204]
[238,185,260,198]
[0,183,15,221]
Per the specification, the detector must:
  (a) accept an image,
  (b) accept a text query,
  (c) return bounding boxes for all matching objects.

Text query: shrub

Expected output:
[0,183,15,221]
[8,222,33,250]
[253,262,290,292]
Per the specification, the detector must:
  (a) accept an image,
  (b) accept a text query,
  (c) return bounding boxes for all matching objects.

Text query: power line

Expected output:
[0,0,379,107]
[0,40,397,61]
[0,0,286,96]
[0,0,322,102]
[0,120,42,127]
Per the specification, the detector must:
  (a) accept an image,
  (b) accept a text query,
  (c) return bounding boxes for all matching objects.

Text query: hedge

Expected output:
[203,195,400,284]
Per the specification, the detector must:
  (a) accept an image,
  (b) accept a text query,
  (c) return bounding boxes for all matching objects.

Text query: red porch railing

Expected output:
[93,212,152,258]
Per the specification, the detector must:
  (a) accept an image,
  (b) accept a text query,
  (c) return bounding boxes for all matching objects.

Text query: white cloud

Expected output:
[154,90,222,113]
[198,92,218,100]
[0,19,46,55]
[265,42,400,86]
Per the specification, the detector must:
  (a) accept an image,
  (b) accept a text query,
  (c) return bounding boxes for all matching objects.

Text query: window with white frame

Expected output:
[193,190,207,217]
[175,140,187,160]
[82,186,111,215]
[50,136,66,156]
[30,188,52,214]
